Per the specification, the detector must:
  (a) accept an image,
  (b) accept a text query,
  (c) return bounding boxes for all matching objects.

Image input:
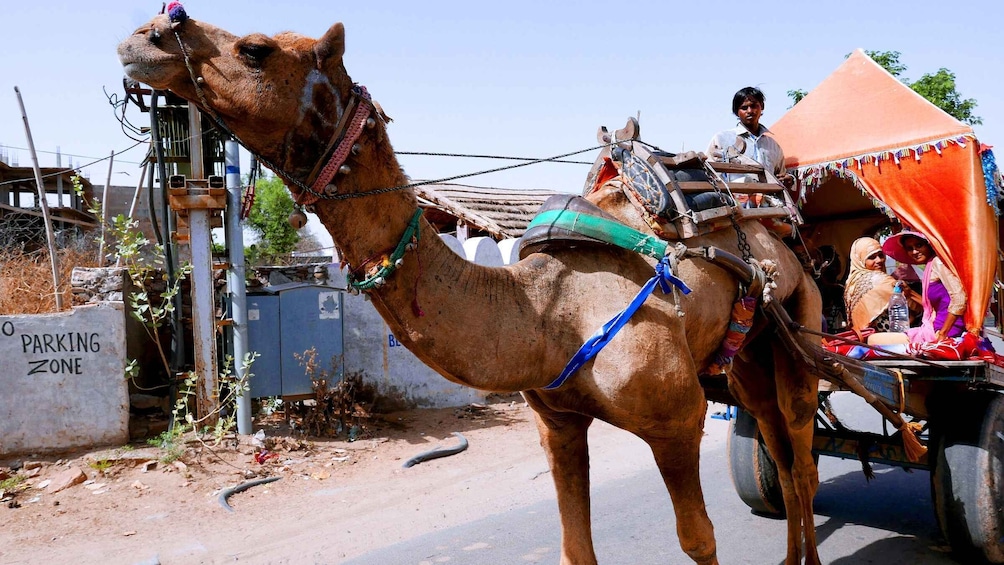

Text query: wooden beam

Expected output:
[0,202,98,227]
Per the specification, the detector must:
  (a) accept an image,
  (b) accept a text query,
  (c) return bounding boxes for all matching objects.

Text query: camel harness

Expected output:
[522,197,771,389]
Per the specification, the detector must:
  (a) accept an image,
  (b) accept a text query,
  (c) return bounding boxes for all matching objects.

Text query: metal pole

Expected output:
[98,150,115,266]
[117,159,150,269]
[225,140,252,434]
[56,147,63,205]
[186,105,219,422]
[14,86,62,311]
[127,160,150,220]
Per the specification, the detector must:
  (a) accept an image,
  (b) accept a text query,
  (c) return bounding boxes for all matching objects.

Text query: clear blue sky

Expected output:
[2,1,1002,248]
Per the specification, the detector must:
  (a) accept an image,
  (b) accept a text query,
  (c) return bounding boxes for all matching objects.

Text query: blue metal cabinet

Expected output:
[246,283,344,398]
[246,293,281,398]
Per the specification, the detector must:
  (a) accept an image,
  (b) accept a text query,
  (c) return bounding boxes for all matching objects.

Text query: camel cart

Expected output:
[722,50,1004,564]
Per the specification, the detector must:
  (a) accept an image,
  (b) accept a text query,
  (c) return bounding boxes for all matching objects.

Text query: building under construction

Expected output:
[0,160,97,250]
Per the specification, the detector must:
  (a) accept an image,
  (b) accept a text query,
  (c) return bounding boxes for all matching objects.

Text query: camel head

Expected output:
[118,6,356,179]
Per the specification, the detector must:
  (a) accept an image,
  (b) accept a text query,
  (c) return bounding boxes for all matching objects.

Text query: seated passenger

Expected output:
[882,231,967,342]
[844,237,920,333]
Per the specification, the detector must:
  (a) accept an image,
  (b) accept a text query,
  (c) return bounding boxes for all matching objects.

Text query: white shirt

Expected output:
[707,124,787,182]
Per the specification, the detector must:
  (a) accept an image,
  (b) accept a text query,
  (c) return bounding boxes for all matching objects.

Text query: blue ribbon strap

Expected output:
[543,256,691,390]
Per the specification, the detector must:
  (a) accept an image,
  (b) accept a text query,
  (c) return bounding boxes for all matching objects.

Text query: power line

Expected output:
[0,142,148,167]
[395,150,592,165]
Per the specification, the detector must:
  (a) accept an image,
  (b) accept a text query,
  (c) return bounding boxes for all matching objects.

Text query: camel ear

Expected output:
[314,22,345,68]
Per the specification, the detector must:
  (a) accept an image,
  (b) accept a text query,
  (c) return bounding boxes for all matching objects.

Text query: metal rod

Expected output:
[55,147,63,207]
[186,104,218,422]
[14,86,62,311]
[98,150,115,265]
[127,159,150,220]
[117,158,151,269]
[225,140,252,434]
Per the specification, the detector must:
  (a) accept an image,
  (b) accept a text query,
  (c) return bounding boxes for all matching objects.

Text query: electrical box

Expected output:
[246,282,344,399]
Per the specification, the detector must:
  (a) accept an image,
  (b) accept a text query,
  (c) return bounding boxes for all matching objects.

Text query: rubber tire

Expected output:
[930,392,1004,564]
[728,407,785,517]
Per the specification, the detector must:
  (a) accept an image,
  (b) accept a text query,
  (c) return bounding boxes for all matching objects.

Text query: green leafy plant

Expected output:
[169,352,259,446]
[245,174,306,264]
[72,175,260,460]
[146,427,186,464]
[88,458,113,474]
[0,474,26,492]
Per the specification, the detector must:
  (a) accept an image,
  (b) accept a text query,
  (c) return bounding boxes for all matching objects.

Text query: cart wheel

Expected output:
[930,392,1004,564]
[728,407,784,516]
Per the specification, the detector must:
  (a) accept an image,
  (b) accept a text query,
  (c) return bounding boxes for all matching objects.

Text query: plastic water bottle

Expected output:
[888,283,910,333]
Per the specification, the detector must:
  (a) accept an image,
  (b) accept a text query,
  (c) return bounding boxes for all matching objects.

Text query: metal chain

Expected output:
[698,155,753,263]
[729,215,753,263]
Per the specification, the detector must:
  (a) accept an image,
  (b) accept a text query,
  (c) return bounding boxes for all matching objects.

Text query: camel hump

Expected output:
[518,195,627,260]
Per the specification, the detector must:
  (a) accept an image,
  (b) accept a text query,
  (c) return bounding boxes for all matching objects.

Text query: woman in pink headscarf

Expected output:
[882,231,968,343]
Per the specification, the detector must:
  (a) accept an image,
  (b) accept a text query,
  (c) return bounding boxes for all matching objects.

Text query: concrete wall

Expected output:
[0,303,129,456]
[341,292,487,409]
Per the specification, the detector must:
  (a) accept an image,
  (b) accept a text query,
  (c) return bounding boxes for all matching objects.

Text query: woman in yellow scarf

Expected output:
[843,237,920,333]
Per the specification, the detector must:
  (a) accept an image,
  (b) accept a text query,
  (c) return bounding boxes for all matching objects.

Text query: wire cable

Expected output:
[395,150,591,165]
[0,139,147,187]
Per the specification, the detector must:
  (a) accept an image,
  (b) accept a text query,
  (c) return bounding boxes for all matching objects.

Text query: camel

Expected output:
[118,10,823,564]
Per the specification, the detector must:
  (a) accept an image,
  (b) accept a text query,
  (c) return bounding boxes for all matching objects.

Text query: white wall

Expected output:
[334,235,522,408]
[0,304,129,456]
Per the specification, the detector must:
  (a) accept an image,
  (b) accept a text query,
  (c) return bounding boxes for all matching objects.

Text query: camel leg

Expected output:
[780,275,824,565]
[741,276,821,565]
[731,338,812,565]
[647,419,720,565]
[747,399,805,564]
[773,344,821,565]
[523,391,597,565]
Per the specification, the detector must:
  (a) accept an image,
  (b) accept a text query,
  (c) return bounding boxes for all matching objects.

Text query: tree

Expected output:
[244,175,302,264]
[787,89,808,106]
[910,68,982,125]
[863,50,907,78]
[788,50,982,125]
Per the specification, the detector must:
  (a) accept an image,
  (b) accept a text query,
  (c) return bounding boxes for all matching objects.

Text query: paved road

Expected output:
[345,396,960,565]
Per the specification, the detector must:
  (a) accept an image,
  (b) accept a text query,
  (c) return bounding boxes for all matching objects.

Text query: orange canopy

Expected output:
[772,49,999,331]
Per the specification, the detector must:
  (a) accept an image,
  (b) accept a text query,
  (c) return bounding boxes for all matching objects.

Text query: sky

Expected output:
[2,0,1002,251]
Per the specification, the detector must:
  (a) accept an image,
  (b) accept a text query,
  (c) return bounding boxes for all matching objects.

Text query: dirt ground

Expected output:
[0,392,677,565]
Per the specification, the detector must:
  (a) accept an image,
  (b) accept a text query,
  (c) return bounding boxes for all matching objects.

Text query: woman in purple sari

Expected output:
[883,231,968,343]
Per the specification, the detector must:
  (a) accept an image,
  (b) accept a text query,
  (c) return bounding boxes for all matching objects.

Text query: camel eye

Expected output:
[236,38,275,66]
[240,43,273,62]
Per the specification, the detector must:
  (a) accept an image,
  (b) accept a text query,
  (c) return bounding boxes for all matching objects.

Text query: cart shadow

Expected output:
[809,464,960,564]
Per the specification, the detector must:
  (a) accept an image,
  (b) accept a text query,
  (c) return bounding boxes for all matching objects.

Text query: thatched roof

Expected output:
[414,182,564,239]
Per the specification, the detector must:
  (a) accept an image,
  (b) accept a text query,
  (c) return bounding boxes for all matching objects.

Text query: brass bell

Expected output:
[365,118,376,129]
[288,208,308,229]
[324,183,338,196]
[351,144,361,155]
[338,165,351,175]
